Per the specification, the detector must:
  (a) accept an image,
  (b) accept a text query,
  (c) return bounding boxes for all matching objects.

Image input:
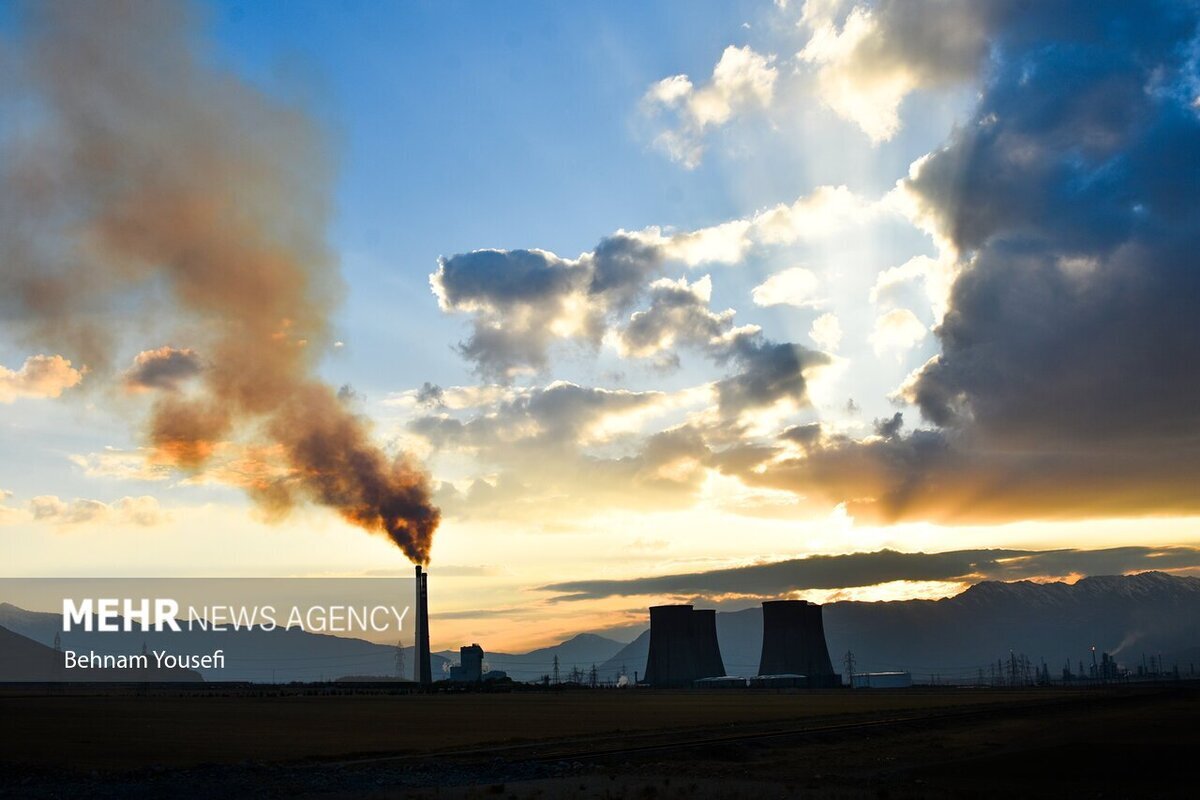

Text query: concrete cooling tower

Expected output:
[644,604,726,687]
[757,600,840,688]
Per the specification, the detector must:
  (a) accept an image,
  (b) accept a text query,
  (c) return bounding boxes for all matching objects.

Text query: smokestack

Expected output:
[758,600,840,687]
[644,605,725,687]
[413,565,432,685]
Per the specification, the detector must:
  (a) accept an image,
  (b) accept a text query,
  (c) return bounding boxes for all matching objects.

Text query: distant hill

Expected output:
[0,624,201,682]
[598,572,1200,682]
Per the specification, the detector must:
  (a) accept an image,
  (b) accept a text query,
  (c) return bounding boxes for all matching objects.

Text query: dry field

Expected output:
[1,687,1063,769]
[1,686,1196,798]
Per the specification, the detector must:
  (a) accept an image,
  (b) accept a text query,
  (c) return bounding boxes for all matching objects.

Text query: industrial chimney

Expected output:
[413,565,432,685]
[757,600,840,687]
[644,604,725,687]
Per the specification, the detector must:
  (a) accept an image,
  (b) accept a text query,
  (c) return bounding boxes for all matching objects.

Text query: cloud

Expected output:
[69,448,174,482]
[876,0,1200,517]
[0,354,84,403]
[869,254,957,323]
[616,275,731,359]
[430,236,662,379]
[797,0,993,141]
[540,545,1200,600]
[28,494,167,527]
[808,312,843,351]
[0,489,25,525]
[123,346,202,392]
[868,307,927,357]
[407,378,775,521]
[749,185,874,245]
[414,382,446,408]
[713,334,829,419]
[873,411,903,438]
[711,1,1200,525]
[432,191,857,381]
[751,267,822,308]
[644,45,778,167]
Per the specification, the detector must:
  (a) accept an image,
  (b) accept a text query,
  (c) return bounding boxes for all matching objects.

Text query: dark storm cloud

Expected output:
[903,0,1200,444]
[755,0,1200,522]
[713,334,829,418]
[123,347,203,392]
[873,412,903,439]
[540,545,1200,601]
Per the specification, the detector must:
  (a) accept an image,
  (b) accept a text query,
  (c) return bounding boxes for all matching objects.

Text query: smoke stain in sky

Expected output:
[0,0,439,563]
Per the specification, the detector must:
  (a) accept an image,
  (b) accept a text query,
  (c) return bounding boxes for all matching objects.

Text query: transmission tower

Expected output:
[394,639,405,678]
[843,650,856,688]
[552,654,560,685]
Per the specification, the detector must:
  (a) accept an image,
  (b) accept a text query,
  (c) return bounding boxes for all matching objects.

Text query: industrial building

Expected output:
[450,643,484,682]
[758,600,841,688]
[850,671,912,688]
[643,604,726,687]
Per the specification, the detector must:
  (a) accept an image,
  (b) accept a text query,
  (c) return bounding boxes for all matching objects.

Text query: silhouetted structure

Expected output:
[644,604,726,687]
[413,565,432,685]
[450,643,483,682]
[758,600,840,687]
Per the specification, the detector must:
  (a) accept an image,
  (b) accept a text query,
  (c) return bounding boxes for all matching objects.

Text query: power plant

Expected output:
[413,565,432,685]
[643,599,841,688]
[643,605,726,687]
[758,599,840,688]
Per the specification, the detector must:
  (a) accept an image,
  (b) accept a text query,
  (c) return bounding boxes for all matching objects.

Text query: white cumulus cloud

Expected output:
[752,267,822,308]
[0,354,84,403]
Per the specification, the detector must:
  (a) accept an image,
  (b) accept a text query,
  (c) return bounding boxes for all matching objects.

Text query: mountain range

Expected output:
[3,572,1197,684]
[598,571,1200,682]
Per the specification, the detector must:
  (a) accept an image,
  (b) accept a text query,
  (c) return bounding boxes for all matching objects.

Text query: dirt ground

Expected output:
[1,685,1195,798]
[0,686,1055,768]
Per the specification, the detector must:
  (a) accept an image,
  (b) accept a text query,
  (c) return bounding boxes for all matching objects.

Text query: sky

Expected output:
[2,0,1200,651]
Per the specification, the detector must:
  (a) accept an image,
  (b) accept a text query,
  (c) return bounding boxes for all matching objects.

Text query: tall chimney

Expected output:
[414,565,432,685]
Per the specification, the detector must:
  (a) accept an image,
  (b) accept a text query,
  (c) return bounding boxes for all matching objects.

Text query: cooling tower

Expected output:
[644,604,725,687]
[757,600,840,687]
[690,609,726,679]
[413,565,432,685]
